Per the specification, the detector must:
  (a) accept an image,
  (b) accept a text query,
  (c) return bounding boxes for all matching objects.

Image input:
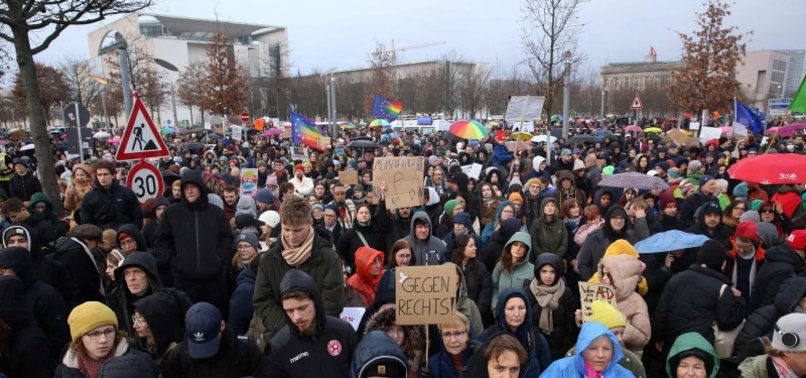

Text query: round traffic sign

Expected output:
[240,112,250,122]
[126,161,165,206]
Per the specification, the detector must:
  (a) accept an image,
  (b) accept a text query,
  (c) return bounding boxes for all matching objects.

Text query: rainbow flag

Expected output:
[372,95,403,121]
[291,111,323,149]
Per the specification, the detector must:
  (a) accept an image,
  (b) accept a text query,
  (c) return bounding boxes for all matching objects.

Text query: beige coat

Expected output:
[598,255,651,357]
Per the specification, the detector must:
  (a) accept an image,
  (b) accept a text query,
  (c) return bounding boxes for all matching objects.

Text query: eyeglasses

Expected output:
[84,328,116,341]
[132,316,147,325]
[441,330,467,340]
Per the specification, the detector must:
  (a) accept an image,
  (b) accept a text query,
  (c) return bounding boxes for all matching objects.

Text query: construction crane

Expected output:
[389,39,447,65]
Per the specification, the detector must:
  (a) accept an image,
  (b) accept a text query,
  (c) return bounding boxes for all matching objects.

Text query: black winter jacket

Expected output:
[0,276,56,378]
[462,259,493,321]
[54,237,105,303]
[9,171,41,201]
[79,178,142,230]
[749,244,805,312]
[159,327,263,378]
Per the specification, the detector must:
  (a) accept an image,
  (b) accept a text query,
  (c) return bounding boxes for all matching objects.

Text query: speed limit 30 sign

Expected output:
[126,161,165,206]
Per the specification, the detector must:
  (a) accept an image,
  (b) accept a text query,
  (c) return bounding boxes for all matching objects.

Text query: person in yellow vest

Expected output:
[0,151,14,197]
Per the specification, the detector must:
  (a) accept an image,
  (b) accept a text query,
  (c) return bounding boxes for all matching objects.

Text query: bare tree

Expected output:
[61,59,102,108]
[522,0,588,116]
[455,63,491,119]
[0,0,152,214]
[669,0,748,118]
[365,42,395,115]
[176,61,206,126]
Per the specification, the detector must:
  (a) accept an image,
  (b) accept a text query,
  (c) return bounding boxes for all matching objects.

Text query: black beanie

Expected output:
[697,240,726,270]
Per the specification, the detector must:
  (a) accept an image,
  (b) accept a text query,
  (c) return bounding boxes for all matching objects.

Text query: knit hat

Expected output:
[603,239,638,258]
[265,175,278,187]
[508,192,523,203]
[234,214,264,230]
[561,149,572,156]
[667,168,681,179]
[2,225,28,248]
[771,313,806,352]
[255,189,275,205]
[68,301,118,342]
[499,219,522,240]
[588,300,626,329]
[233,231,260,251]
[312,202,325,213]
[698,175,715,188]
[787,230,806,251]
[602,166,615,176]
[453,212,471,227]
[294,164,303,172]
[732,182,748,198]
[573,159,585,172]
[659,192,676,209]
[734,221,758,243]
[750,199,763,211]
[701,201,722,217]
[739,210,760,223]
[697,240,727,270]
[258,210,281,229]
[443,199,460,214]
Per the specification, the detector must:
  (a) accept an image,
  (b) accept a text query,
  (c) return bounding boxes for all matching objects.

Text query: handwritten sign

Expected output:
[460,163,482,180]
[578,282,618,322]
[396,265,459,325]
[240,168,258,197]
[230,125,243,141]
[203,172,226,197]
[372,156,424,211]
[319,136,331,148]
[340,170,358,185]
[667,128,689,146]
[340,307,366,331]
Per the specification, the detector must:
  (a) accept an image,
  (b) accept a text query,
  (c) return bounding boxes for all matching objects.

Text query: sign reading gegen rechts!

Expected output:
[395,265,458,325]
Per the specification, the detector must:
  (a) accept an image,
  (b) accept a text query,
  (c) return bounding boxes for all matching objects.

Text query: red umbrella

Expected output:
[728,153,806,185]
[624,125,642,132]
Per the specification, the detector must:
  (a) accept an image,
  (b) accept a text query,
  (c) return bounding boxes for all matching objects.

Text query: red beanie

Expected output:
[294,164,303,172]
[734,221,758,243]
[787,230,806,250]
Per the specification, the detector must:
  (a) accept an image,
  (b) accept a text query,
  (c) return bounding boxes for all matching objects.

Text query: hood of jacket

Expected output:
[279,269,327,337]
[539,197,559,222]
[1,224,42,262]
[602,206,630,239]
[133,291,186,357]
[665,332,719,378]
[117,223,148,252]
[115,251,162,290]
[354,246,384,286]
[756,222,779,249]
[408,211,433,241]
[533,155,546,173]
[503,231,532,265]
[572,322,625,376]
[0,246,36,287]
[350,330,408,378]
[598,255,642,301]
[494,200,515,222]
[594,188,615,210]
[28,192,53,213]
[534,253,563,284]
[775,276,806,314]
[764,244,804,268]
[179,170,209,208]
[0,276,33,328]
[556,170,575,187]
[494,288,533,336]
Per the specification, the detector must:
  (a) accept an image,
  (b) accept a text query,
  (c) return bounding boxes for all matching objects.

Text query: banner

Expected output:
[396,265,459,325]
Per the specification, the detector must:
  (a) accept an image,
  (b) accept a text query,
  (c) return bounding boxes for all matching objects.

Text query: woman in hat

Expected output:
[55,301,147,378]
[665,332,719,378]
[63,164,95,214]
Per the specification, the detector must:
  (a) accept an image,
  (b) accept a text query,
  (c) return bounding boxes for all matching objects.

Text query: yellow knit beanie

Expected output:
[603,239,638,258]
[589,300,626,329]
[68,301,118,342]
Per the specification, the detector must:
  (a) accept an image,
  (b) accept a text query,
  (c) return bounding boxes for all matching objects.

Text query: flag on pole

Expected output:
[650,46,657,58]
[291,111,324,149]
[790,75,806,113]
[735,99,765,135]
[372,95,403,121]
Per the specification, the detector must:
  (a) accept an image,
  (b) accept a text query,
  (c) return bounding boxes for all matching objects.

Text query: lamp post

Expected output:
[90,75,109,128]
[600,90,606,120]
[323,67,338,138]
[562,51,572,139]
[154,58,180,128]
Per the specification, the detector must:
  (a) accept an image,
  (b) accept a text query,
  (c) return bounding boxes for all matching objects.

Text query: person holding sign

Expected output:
[539,321,635,378]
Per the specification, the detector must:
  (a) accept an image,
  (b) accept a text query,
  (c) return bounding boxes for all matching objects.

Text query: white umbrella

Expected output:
[20,144,35,151]
[531,135,557,144]
[93,131,111,140]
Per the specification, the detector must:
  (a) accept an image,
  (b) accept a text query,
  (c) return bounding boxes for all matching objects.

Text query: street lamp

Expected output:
[322,67,338,138]
[562,51,572,138]
[90,75,110,128]
[154,58,180,128]
[600,90,606,120]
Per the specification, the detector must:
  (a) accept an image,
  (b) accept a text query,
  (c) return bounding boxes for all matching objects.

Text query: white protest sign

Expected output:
[340,307,366,331]
[461,163,483,180]
[230,125,243,141]
[699,126,722,144]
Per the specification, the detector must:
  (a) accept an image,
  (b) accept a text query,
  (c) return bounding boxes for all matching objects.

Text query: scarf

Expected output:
[77,348,114,378]
[771,356,799,378]
[530,278,566,334]
[280,226,315,267]
[584,361,604,378]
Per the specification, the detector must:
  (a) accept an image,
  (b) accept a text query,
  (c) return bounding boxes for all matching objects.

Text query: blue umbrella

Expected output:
[634,230,711,254]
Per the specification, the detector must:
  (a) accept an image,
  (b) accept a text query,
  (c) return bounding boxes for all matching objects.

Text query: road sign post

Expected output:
[631,94,643,123]
[126,161,165,206]
[240,112,250,123]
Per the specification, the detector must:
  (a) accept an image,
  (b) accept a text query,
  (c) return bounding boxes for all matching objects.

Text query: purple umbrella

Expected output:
[263,128,283,136]
[598,172,669,190]
[775,123,806,137]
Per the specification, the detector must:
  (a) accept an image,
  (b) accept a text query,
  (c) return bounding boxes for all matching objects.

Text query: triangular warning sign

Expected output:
[631,94,643,109]
[116,93,170,161]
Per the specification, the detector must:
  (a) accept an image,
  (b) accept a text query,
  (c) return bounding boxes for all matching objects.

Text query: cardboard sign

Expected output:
[667,128,689,146]
[460,163,483,180]
[578,282,618,322]
[340,170,359,185]
[240,168,258,197]
[396,265,459,325]
[319,136,331,148]
[340,307,366,331]
[372,156,424,210]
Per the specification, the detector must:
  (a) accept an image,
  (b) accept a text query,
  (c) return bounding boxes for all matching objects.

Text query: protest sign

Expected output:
[291,146,308,162]
[396,265,459,325]
[689,122,701,131]
[667,128,689,146]
[203,172,226,197]
[319,136,331,149]
[240,168,258,197]
[460,163,482,180]
[372,156,424,210]
[699,126,722,144]
[340,170,358,185]
[230,125,243,141]
[578,282,618,322]
[340,307,366,331]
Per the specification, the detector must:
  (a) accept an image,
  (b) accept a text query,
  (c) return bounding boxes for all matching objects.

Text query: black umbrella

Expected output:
[346,138,379,149]
[180,141,203,152]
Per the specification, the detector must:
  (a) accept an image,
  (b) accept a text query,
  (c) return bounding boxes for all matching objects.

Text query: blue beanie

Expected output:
[733,182,748,198]
[698,175,715,188]
[255,189,275,205]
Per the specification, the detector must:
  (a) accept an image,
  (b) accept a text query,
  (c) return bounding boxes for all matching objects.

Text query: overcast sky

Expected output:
[30,0,806,78]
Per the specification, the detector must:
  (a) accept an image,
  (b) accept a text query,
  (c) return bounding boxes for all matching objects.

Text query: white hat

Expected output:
[772,313,806,352]
[258,210,280,229]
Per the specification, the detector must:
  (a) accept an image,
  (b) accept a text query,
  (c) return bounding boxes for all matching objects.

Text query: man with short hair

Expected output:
[258,269,356,377]
[2,197,58,248]
[404,211,448,266]
[160,302,262,377]
[79,159,142,229]
[686,201,732,250]
[252,196,345,342]
[222,186,239,221]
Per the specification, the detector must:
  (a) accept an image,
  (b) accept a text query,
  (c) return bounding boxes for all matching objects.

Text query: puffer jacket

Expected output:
[491,232,535,310]
[79,178,143,230]
[749,244,805,312]
[529,197,568,263]
[597,255,651,357]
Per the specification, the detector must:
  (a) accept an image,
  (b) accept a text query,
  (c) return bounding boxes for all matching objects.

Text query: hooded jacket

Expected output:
[260,270,357,378]
[404,211,448,266]
[9,168,42,202]
[479,217,521,274]
[346,246,384,307]
[0,246,69,355]
[108,252,167,336]
[530,253,578,360]
[133,291,190,364]
[479,288,551,377]
[529,197,568,263]
[155,171,234,282]
[0,276,56,378]
[350,331,408,378]
[28,191,66,237]
[540,322,634,378]
[597,255,651,357]
[749,244,805,311]
[665,332,720,378]
[252,226,345,342]
[685,201,733,250]
[80,177,143,230]
[158,324,263,378]
[116,223,148,253]
[492,232,535,310]
[554,170,587,207]
[54,235,106,304]
[577,206,640,280]
[364,305,424,375]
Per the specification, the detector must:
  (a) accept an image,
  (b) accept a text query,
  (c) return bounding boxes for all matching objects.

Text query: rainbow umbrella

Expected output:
[449,119,488,140]
[369,119,391,128]
[338,121,356,129]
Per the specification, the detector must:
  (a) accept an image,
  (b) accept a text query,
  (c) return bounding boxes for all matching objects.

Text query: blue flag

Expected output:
[371,95,403,121]
[735,99,765,135]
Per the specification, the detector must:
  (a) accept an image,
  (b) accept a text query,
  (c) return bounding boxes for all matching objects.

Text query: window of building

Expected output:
[139,24,164,38]
[236,35,252,44]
